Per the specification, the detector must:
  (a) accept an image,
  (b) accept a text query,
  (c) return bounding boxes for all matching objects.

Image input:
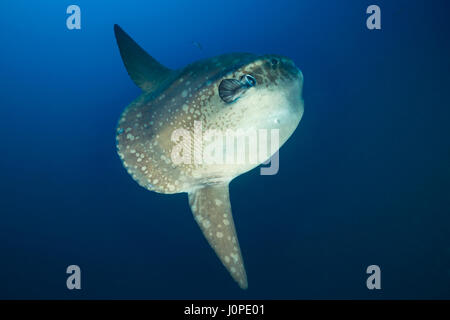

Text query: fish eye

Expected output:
[241,74,256,87]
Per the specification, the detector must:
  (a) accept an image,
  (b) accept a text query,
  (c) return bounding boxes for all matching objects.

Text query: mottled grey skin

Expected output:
[117,53,302,192]
[114,25,304,289]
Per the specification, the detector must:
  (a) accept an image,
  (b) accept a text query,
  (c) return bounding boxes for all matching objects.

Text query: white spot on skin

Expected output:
[224,256,230,263]
[215,199,222,206]
[216,232,223,238]
[182,90,188,98]
[223,219,230,226]
[202,220,211,229]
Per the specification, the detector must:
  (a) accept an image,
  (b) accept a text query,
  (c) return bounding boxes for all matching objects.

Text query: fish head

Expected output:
[214,54,304,146]
[201,54,304,171]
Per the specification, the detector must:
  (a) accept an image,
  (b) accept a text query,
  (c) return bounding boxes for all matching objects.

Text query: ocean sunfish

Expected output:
[114,24,304,289]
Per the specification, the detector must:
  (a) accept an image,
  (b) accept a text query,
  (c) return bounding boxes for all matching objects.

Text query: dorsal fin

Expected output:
[114,24,174,92]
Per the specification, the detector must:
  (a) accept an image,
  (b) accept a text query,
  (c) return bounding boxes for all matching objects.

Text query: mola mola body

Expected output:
[114,24,304,289]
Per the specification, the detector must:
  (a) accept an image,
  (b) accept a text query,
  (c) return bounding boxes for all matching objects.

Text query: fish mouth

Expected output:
[261,55,302,83]
[281,58,302,79]
[263,54,300,71]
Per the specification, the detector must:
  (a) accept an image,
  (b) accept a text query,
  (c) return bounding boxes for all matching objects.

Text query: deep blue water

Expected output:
[0,0,449,299]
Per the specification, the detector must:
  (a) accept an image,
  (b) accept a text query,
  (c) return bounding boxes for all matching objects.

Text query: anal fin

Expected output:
[188,184,248,289]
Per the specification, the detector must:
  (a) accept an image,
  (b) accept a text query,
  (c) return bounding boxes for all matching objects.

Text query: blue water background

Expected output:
[0,0,449,298]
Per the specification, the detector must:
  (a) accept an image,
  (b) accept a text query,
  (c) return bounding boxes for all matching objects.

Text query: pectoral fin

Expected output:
[218,79,247,103]
[188,184,248,289]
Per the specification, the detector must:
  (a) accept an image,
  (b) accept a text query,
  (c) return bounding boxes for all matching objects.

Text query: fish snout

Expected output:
[264,55,300,76]
[281,58,302,79]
